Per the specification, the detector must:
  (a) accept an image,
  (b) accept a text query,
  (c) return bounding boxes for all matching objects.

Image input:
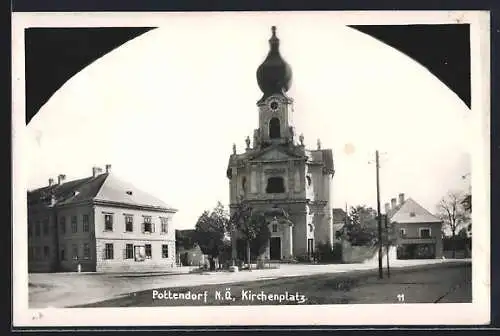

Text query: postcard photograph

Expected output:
[12,10,490,327]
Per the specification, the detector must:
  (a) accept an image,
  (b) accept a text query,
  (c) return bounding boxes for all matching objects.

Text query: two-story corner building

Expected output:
[27,165,178,273]
[226,26,335,261]
[385,193,443,259]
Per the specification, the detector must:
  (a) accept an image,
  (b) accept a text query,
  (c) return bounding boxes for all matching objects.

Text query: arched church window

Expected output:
[272,224,278,232]
[308,224,314,232]
[306,175,312,187]
[269,118,281,139]
[266,177,285,194]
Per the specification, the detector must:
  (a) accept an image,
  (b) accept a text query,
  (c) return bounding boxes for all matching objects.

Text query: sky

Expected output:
[25,16,472,230]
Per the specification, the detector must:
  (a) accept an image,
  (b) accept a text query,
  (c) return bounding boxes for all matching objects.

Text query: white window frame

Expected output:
[419,227,432,238]
[125,244,134,259]
[82,214,90,232]
[104,213,114,232]
[399,228,407,238]
[104,243,114,260]
[83,243,90,260]
[162,244,169,258]
[160,217,169,234]
[124,214,134,232]
[143,216,153,233]
[145,244,152,259]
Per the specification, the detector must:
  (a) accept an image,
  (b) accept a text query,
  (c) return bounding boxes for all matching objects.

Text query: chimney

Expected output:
[399,193,405,205]
[50,194,56,206]
[384,202,390,214]
[57,174,66,184]
[48,178,54,187]
[105,164,112,174]
[391,198,397,209]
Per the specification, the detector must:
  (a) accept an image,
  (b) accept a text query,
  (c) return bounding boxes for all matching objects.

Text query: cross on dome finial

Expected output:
[270,26,279,44]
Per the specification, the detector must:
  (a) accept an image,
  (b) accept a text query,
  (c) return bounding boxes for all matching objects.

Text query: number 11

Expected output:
[397,294,405,302]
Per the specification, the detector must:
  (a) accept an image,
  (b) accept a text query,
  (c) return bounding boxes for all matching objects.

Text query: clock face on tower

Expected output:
[269,100,279,111]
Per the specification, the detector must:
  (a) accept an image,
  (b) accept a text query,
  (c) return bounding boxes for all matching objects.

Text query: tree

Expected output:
[458,227,468,239]
[175,230,196,251]
[343,205,378,246]
[437,191,470,258]
[230,202,270,269]
[462,194,472,213]
[194,202,229,270]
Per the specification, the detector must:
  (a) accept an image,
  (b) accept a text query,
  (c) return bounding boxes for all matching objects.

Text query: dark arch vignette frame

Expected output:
[23,24,471,126]
[9,0,499,333]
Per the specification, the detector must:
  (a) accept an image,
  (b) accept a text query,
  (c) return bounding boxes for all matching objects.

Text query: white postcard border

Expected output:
[12,10,491,327]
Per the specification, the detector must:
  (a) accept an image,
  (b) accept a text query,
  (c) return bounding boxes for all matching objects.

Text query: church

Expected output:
[226,26,335,261]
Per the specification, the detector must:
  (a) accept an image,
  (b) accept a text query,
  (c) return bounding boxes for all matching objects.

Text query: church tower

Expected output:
[254,26,295,149]
[227,26,335,262]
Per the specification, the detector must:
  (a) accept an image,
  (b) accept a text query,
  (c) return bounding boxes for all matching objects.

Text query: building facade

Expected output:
[386,193,443,259]
[226,26,335,261]
[28,165,177,273]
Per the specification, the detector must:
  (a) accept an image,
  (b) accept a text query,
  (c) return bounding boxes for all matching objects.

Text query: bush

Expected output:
[343,224,378,246]
[296,254,313,263]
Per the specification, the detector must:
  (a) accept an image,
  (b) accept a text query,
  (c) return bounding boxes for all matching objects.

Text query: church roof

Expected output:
[28,172,176,212]
[389,197,441,224]
[226,143,306,178]
[226,144,334,178]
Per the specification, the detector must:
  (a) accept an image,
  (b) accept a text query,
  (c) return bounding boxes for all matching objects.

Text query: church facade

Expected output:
[226,26,335,261]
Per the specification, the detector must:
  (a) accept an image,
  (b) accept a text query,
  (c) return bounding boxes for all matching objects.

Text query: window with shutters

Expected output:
[104,214,113,231]
[160,217,168,234]
[83,243,90,259]
[71,216,78,233]
[104,243,114,260]
[83,214,90,232]
[125,215,133,232]
[162,244,169,258]
[60,216,66,234]
[125,244,134,259]
[143,216,153,233]
[145,244,152,258]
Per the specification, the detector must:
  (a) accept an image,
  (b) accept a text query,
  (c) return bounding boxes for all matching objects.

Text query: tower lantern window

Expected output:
[269,118,281,139]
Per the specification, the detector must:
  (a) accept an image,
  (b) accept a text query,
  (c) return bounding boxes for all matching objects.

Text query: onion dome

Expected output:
[256,26,293,101]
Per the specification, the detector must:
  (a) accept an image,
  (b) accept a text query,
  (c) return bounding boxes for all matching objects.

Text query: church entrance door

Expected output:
[269,237,281,260]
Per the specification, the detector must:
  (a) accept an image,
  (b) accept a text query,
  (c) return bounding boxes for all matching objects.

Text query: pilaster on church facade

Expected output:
[226,26,335,261]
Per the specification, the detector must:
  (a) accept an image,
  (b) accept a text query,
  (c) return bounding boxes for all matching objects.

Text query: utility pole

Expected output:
[375,150,383,279]
[384,214,391,278]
